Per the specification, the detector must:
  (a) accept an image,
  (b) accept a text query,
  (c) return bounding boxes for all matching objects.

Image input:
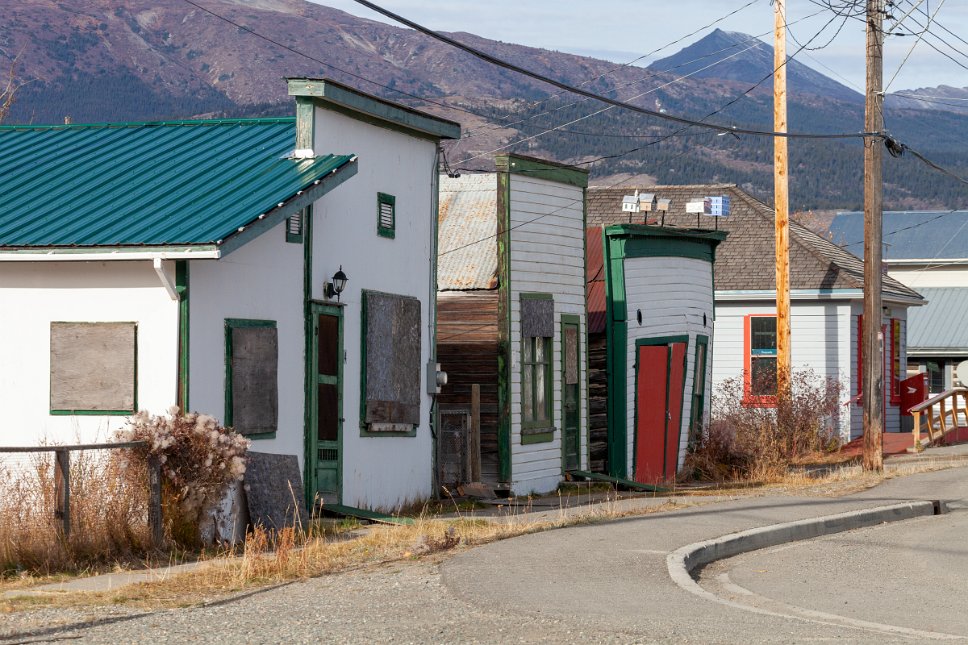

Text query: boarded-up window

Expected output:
[362,290,420,432]
[520,294,554,432]
[225,320,278,436]
[50,322,137,413]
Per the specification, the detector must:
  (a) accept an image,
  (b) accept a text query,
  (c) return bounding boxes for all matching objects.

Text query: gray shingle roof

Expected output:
[587,184,922,302]
[438,174,498,291]
[908,287,968,352]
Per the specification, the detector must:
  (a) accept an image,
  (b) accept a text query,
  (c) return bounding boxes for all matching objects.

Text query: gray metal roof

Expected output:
[908,287,968,352]
[438,174,498,291]
[830,211,968,260]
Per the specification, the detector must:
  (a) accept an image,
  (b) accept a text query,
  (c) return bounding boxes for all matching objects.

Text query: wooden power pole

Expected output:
[863,0,885,472]
[774,0,791,400]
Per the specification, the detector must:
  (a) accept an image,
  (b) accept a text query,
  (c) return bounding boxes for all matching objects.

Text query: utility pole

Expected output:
[863,0,885,472]
[774,0,791,401]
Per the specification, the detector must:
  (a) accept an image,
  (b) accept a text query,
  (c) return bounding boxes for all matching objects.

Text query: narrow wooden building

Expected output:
[437,155,589,495]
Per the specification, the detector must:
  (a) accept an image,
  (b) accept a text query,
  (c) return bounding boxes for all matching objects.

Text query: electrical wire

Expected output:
[350,0,882,141]
[885,0,947,91]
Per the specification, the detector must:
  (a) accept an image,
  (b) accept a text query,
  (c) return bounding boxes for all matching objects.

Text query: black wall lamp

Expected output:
[325,265,348,302]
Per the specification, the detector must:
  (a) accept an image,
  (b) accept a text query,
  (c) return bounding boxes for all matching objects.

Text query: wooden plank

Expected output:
[567,470,667,493]
[322,503,414,525]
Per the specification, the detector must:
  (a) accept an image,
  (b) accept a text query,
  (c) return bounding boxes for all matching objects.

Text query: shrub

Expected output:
[117,408,249,545]
[683,369,844,482]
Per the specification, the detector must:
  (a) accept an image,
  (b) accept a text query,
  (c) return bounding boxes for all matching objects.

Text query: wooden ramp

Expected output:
[567,470,668,493]
[321,503,414,525]
[840,428,968,458]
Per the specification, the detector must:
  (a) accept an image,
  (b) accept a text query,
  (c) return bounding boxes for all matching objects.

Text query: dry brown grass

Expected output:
[0,449,155,579]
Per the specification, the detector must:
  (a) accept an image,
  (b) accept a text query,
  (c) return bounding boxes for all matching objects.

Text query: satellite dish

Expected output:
[955,360,968,386]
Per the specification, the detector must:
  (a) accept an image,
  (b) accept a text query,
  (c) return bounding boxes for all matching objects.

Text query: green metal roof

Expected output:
[0,118,356,249]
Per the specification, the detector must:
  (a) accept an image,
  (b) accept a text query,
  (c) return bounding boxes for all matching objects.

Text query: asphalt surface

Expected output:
[3,451,968,644]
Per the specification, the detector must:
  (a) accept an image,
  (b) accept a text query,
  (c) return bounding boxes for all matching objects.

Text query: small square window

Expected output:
[377,193,395,239]
[285,209,304,244]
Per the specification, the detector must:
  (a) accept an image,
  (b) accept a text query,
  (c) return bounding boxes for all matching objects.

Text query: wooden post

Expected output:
[470,384,482,482]
[774,0,791,401]
[863,0,885,472]
[54,449,70,536]
[148,455,163,547]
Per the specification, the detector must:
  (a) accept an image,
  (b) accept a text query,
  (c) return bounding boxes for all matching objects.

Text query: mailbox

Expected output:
[899,372,927,416]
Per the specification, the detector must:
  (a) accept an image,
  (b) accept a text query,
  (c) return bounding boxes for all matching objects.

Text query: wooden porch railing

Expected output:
[908,387,968,452]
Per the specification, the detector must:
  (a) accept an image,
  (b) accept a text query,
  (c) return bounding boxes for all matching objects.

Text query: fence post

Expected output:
[470,384,481,482]
[148,455,163,547]
[54,448,70,536]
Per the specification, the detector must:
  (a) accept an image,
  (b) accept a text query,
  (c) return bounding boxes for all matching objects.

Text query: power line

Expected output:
[885,0,947,91]
[350,0,881,141]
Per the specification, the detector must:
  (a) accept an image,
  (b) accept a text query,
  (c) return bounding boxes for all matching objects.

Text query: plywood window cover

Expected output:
[362,290,420,432]
[50,321,137,414]
[225,319,279,437]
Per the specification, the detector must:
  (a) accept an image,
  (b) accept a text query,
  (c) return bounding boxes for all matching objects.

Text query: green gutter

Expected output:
[302,205,315,510]
[176,260,190,411]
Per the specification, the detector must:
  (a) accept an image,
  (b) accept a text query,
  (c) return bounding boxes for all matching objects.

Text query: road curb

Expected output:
[667,500,938,598]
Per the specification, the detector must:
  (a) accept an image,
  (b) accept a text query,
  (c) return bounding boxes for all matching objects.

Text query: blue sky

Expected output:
[314,0,968,92]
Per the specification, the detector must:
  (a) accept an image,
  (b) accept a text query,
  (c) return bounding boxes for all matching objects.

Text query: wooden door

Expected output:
[634,340,688,484]
[561,317,581,471]
[310,304,342,505]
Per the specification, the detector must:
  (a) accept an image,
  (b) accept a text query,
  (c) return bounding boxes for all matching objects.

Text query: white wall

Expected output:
[889,264,968,288]
[623,256,714,475]
[313,108,438,511]
[0,261,178,446]
[189,221,305,460]
[507,174,586,495]
[712,300,854,439]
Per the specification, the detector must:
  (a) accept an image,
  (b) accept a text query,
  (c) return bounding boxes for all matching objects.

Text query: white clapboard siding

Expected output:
[623,256,715,473]
[508,174,587,494]
[847,304,906,439]
[712,300,860,438]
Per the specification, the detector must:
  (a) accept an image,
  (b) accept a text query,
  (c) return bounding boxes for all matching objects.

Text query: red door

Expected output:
[635,342,688,484]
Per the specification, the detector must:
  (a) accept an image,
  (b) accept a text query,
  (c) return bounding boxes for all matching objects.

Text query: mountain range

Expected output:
[2,0,967,211]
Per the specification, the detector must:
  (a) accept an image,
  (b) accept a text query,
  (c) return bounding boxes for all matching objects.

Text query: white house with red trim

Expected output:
[588,185,924,440]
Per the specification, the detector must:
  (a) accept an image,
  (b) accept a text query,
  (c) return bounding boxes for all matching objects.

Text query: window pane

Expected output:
[318,383,338,441]
[523,336,533,363]
[751,357,777,396]
[317,314,339,377]
[535,335,545,363]
[522,364,533,421]
[751,317,777,354]
[695,344,706,386]
[535,359,546,421]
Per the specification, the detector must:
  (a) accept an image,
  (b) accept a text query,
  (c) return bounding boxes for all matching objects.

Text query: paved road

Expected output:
[3,457,968,644]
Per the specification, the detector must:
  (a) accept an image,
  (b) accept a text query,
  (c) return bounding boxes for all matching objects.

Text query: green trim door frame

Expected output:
[603,232,628,478]
[308,301,344,505]
[689,335,710,447]
[560,314,581,472]
[632,335,689,481]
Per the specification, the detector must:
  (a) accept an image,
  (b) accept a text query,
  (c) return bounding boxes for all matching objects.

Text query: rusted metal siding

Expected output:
[438,174,498,291]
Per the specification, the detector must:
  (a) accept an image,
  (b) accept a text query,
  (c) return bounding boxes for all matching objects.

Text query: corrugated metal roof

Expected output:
[586,227,606,334]
[908,287,968,351]
[831,211,968,260]
[0,118,355,248]
[438,174,498,290]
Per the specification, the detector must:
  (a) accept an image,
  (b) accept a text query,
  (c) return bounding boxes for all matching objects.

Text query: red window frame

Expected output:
[743,313,777,407]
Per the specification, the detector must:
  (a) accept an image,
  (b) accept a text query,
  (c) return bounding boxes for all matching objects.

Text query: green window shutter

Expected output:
[377,193,395,239]
[286,209,304,244]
